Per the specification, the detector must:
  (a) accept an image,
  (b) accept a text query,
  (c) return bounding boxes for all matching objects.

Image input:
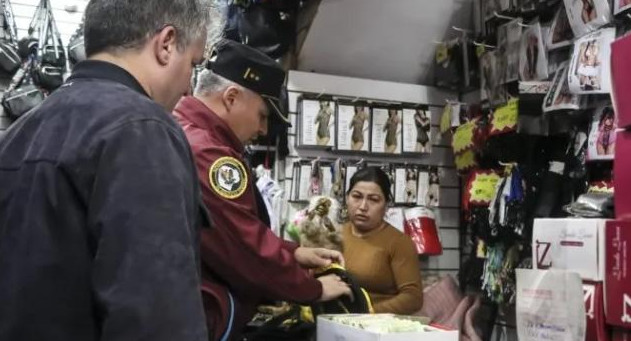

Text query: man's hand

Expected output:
[317,274,353,302]
[294,247,345,269]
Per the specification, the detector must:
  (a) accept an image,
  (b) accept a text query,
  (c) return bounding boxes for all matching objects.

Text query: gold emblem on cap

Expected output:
[243,67,260,82]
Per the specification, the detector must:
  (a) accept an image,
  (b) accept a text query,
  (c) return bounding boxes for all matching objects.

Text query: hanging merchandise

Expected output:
[488,166,526,241]
[497,19,523,84]
[403,206,442,256]
[297,96,335,148]
[519,21,548,82]
[587,103,617,161]
[614,0,631,14]
[543,61,582,113]
[481,243,520,304]
[402,106,432,154]
[290,160,312,201]
[226,1,294,59]
[563,0,612,37]
[2,51,44,118]
[426,167,440,208]
[568,27,615,94]
[611,34,631,128]
[393,165,416,205]
[335,101,370,152]
[416,169,430,206]
[516,269,586,341]
[370,105,402,154]
[518,81,551,135]
[440,101,461,133]
[433,39,464,90]
[329,158,346,204]
[308,158,323,196]
[547,3,575,50]
[28,0,66,92]
[0,0,20,76]
[67,21,85,67]
[384,207,404,232]
[480,50,507,106]
[452,117,478,155]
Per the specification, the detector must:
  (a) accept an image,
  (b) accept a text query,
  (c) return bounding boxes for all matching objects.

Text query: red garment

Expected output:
[173,96,322,341]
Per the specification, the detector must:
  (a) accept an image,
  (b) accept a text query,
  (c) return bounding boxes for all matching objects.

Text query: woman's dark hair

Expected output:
[599,107,615,128]
[346,167,393,202]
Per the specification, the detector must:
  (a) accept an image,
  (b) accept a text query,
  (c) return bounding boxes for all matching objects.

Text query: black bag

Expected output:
[231,3,294,59]
[2,84,45,118]
[32,64,62,91]
[17,37,37,59]
[41,43,66,67]
[0,40,20,73]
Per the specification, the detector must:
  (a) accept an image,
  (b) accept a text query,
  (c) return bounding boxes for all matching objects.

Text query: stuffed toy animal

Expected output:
[298,196,343,252]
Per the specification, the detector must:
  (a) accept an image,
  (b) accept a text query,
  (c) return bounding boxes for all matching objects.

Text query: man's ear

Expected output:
[154,25,177,66]
[222,86,240,112]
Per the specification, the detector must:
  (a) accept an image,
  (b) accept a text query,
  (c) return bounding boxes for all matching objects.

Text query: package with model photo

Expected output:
[402,107,432,154]
[543,62,582,113]
[371,106,402,154]
[563,0,612,37]
[394,166,419,205]
[336,101,370,152]
[498,19,523,83]
[547,3,575,50]
[614,0,631,14]
[519,21,548,82]
[298,97,336,148]
[568,27,615,95]
[587,103,617,161]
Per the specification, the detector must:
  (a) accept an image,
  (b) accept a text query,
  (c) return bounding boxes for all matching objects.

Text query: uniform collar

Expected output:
[67,60,150,98]
[174,96,245,154]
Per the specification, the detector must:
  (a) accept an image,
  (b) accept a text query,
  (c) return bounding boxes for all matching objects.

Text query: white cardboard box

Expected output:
[532,218,607,281]
[317,314,458,341]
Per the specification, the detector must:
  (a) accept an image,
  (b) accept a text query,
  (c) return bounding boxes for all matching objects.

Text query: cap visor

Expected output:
[264,96,291,125]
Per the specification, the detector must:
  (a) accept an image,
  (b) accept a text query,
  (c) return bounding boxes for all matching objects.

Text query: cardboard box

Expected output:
[584,281,610,341]
[612,34,631,129]
[317,314,458,341]
[532,218,607,281]
[615,132,631,220]
[605,220,631,329]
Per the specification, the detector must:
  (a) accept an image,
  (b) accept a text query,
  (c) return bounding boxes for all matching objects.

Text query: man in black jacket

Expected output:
[0,1,218,340]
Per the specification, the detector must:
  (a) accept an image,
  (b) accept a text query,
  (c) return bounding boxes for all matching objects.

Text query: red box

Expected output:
[612,329,631,341]
[612,34,631,129]
[615,132,631,220]
[584,281,610,341]
[605,220,631,329]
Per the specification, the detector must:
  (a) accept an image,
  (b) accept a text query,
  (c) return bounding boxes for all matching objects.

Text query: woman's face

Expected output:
[346,181,388,232]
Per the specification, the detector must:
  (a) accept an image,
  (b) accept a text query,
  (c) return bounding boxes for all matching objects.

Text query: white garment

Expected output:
[255,166,286,238]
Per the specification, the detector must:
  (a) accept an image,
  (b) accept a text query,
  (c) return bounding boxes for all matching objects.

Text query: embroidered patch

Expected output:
[208,157,248,199]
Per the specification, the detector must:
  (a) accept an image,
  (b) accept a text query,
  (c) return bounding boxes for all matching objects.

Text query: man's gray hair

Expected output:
[84,0,225,57]
[194,69,242,96]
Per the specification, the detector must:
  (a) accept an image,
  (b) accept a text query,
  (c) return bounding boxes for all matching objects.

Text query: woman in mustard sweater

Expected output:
[343,167,423,315]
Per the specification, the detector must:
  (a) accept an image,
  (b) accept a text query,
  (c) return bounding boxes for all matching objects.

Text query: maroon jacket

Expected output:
[173,96,322,340]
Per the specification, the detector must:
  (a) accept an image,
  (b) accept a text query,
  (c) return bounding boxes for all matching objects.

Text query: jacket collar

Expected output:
[68,60,149,98]
[174,96,245,154]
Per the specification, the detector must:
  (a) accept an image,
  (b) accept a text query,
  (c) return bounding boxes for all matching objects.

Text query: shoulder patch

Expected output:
[209,156,248,199]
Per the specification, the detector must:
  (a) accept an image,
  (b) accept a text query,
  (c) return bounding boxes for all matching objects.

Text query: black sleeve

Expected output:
[87,119,208,341]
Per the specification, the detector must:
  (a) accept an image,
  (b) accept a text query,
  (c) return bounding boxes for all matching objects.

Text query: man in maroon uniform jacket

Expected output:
[173,40,351,341]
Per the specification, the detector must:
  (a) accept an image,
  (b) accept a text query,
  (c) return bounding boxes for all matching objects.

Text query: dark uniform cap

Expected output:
[206,40,289,123]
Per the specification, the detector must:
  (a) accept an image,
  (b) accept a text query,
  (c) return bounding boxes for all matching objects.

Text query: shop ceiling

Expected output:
[297,0,474,85]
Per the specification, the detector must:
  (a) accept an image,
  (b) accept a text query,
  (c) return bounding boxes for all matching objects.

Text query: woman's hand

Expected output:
[294,247,345,269]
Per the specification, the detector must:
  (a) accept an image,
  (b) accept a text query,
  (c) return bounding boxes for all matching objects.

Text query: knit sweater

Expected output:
[342,222,423,315]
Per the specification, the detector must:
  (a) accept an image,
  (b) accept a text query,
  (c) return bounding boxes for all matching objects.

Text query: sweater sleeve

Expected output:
[373,235,424,315]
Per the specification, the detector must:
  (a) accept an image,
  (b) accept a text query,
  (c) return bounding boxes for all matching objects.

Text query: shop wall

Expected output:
[281,70,462,281]
[297,0,475,85]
